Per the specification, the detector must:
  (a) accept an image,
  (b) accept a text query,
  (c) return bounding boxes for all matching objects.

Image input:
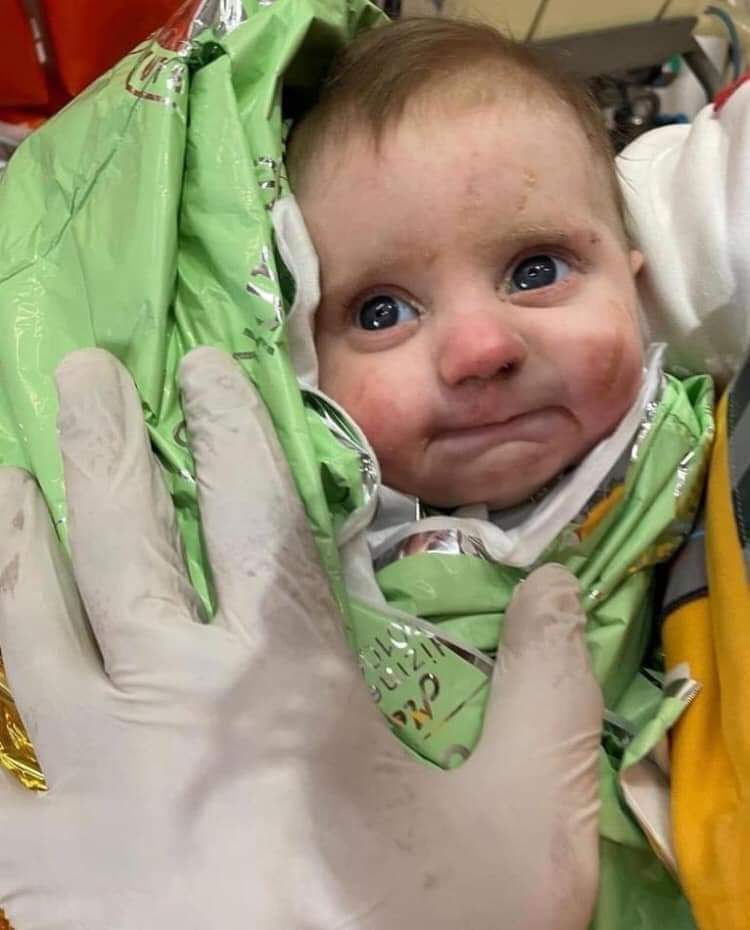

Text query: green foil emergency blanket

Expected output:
[343,371,713,930]
[0,1,713,927]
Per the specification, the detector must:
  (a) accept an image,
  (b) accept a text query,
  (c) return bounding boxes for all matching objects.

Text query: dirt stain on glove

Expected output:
[0,554,19,596]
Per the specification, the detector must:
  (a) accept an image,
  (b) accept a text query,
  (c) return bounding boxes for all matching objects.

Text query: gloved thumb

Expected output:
[488,563,601,723]
[463,564,602,930]
[471,562,603,794]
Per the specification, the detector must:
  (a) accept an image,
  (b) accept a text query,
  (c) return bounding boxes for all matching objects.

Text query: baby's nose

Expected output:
[437,306,528,387]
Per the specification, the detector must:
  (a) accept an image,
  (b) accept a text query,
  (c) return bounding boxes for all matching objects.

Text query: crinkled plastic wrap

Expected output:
[347,373,711,930]
[0,2,710,928]
[0,0,383,788]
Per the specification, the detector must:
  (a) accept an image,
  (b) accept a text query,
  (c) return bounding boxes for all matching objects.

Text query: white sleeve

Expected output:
[618,80,750,386]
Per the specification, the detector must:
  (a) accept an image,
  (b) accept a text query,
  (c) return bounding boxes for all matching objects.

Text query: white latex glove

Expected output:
[618,79,750,386]
[0,347,602,930]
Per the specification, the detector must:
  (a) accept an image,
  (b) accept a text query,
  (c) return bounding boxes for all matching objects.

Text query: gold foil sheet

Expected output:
[0,652,43,930]
[0,653,45,791]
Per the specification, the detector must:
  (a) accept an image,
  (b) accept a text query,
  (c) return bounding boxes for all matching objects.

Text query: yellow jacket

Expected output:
[664,374,750,929]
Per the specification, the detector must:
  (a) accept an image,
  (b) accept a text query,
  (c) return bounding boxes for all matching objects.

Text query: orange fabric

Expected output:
[664,392,750,930]
[577,483,624,541]
[0,0,48,107]
[44,0,184,97]
[0,0,183,119]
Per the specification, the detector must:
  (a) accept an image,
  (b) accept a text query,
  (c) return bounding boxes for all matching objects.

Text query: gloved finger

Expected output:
[464,563,602,927]
[476,563,602,760]
[179,347,339,644]
[0,467,100,769]
[55,349,203,682]
[0,761,38,830]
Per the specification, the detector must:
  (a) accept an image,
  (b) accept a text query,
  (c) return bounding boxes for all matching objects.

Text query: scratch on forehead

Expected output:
[516,168,537,213]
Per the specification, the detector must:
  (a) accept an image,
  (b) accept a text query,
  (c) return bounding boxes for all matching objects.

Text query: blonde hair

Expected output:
[287,17,624,224]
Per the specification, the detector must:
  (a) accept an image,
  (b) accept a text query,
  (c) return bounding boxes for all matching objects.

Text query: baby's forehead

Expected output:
[298,96,626,256]
[343,106,610,199]
[326,92,596,172]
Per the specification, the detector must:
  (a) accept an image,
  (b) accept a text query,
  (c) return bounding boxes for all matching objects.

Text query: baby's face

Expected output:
[299,103,644,509]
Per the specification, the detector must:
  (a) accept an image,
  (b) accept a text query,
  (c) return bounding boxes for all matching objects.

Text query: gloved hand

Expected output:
[0,347,602,930]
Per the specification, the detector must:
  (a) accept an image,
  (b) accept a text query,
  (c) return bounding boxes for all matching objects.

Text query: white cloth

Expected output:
[0,347,602,930]
[273,196,321,389]
[618,80,750,386]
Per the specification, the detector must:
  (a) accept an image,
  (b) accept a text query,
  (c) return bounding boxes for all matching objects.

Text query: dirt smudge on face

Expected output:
[588,303,632,400]
[516,169,536,213]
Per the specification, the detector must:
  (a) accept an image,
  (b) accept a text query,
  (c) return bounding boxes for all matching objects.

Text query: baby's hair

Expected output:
[287,17,625,228]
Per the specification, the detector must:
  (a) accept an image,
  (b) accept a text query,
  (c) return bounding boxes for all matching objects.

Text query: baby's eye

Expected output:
[507,254,571,293]
[356,294,419,331]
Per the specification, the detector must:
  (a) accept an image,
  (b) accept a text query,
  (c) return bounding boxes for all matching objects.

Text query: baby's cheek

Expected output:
[324,368,417,463]
[577,308,643,425]
[357,400,417,472]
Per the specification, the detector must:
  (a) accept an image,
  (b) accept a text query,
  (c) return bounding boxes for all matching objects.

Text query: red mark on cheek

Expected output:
[584,302,642,402]
[327,376,402,457]
[354,393,407,459]
[593,327,625,398]
[317,349,431,491]
[335,377,428,491]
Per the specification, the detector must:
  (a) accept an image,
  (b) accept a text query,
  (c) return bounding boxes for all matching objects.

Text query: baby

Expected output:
[283,18,713,930]
[290,19,645,514]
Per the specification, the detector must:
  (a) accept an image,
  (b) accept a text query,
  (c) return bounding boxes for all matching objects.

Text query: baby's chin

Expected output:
[379,419,618,510]
[400,447,587,511]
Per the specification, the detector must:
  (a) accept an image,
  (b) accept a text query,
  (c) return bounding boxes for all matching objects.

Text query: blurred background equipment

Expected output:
[391,0,750,147]
[0,1,748,162]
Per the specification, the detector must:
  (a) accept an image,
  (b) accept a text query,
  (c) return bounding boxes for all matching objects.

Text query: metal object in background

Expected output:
[387,2,730,148]
[531,15,722,98]
[395,0,708,39]
[697,1,750,69]
[392,3,724,99]
[705,3,744,77]
[529,14,725,145]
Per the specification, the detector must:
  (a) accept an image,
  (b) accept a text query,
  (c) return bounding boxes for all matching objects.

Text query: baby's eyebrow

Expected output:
[319,225,601,302]
[499,225,598,251]
[319,253,416,302]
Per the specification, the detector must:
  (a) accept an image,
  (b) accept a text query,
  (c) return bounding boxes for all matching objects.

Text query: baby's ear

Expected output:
[629,249,644,276]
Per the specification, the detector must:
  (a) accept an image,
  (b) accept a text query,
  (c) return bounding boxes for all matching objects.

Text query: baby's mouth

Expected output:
[431,407,567,456]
